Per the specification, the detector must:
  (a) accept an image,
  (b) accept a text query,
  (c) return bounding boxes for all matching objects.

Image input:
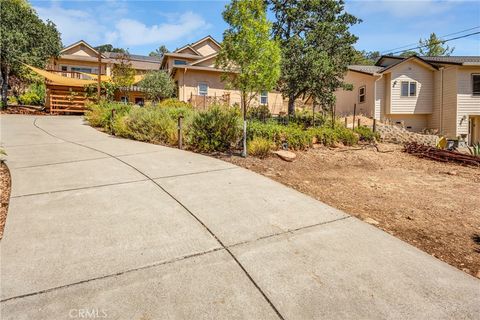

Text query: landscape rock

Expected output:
[274,150,296,162]
[364,217,380,225]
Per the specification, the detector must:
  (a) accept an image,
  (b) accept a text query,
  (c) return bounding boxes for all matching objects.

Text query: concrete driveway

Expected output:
[1,115,478,320]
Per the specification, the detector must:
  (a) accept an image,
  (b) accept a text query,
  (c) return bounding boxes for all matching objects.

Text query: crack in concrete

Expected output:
[0,247,224,303]
[30,117,287,320]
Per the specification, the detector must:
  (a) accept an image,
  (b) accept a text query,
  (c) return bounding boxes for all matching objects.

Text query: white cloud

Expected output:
[34,3,210,49]
[114,12,210,46]
[35,4,109,46]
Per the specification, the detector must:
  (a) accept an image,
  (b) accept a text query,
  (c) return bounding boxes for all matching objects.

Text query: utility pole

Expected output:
[97,52,102,101]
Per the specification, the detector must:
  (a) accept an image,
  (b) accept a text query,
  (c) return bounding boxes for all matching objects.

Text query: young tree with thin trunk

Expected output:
[269,0,360,116]
[216,0,281,157]
[0,0,62,108]
[138,71,175,103]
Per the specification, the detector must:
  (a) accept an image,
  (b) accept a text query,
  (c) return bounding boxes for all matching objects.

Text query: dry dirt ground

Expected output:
[0,162,11,239]
[218,143,480,278]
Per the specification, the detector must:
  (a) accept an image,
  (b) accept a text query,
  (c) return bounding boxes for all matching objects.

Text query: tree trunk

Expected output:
[287,93,295,116]
[0,65,8,109]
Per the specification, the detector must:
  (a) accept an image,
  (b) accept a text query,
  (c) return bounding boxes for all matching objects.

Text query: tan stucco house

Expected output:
[335,55,480,144]
[160,36,286,113]
[48,40,162,106]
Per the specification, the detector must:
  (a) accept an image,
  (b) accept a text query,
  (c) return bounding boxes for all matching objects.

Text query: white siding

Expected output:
[456,67,480,136]
[388,60,434,114]
[427,69,442,129]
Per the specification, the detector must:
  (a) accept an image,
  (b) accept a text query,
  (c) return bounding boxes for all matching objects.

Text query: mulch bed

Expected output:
[0,162,11,239]
[1,105,48,115]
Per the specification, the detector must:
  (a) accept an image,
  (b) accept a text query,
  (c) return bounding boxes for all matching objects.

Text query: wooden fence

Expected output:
[46,85,89,114]
[188,93,230,110]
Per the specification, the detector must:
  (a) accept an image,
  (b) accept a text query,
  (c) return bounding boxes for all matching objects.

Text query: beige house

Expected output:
[48,40,162,105]
[160,36,286,113]
[335,55,480,144]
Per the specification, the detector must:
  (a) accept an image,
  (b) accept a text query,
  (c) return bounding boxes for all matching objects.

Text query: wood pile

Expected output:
[404,142,480,166]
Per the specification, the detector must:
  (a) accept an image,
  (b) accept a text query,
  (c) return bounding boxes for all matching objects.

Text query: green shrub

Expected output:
[188,105,241,152]
[247,121,313,150]
[247,137,273,158]
[309,126,359,147]
[247,105,271,121]
[289,109,326,128]
[85,100,131,131]
[18,83,45,106]
[354,126,380,143]
[120,107,178,145]
[7,96,18,105]
[158,98,192,109]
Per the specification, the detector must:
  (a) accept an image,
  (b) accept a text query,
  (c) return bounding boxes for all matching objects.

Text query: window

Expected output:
[71,67,92,73]
[358,86,366,103]
[174,60,187,65]
[120,96,128,104]
[260,91,268,105]
[198,83,208,96]
[473,74,480,95]
[401,81,417,97]
[135,97,144,106]
[61,66,68,71]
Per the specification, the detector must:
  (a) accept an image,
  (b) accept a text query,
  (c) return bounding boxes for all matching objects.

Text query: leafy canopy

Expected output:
[149,45,169,57]
[269,0,360,115]
[216,0,281,108]
[0,0,62,106]
[94,44,126,53]
[138,71,175,102]
[111,52,135,89]
[418,33,454,56]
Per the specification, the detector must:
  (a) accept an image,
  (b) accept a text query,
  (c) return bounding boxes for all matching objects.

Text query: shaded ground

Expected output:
[0,162,11,239]
[0,106,48,115]
[219,143,480,278]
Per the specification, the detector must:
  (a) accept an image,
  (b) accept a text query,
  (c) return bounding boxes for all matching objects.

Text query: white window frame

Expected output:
[120,96,129,104]
[472,74,480,96]
[260,91,268,105]
[400,81,417,97]
[358,86,366,103]
[198,82,208,96]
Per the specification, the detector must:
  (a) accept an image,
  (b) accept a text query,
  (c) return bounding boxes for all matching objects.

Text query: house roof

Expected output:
[376,55,480,67]
[103,52,162,63]
[61,40,101,56]
[348,65,385,75]
[174,35,221,54]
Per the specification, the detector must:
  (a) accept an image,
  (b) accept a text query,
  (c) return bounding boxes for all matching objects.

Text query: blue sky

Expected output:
[31,0,480,56]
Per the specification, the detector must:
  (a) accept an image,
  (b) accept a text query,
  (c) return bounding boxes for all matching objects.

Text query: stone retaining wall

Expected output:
[376,124,439,147]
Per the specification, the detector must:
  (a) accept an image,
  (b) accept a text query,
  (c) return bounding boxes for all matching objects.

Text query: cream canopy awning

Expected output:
[25,65,146,87]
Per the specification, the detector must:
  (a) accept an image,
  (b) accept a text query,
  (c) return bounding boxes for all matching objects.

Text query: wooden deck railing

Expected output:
[47,70,101,80]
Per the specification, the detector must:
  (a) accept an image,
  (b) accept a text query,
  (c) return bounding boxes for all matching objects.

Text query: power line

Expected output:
[387,31,480,55]
[380,26,480,54]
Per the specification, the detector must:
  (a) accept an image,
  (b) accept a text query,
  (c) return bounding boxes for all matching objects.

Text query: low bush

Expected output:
[309,126,359,146]
[188,105,241,152]
[158,98,192,109]
[85,100,131,131]
[247,105,271,121]
[354,126,380,143]
[247,137,273,158]
[118,106,178,145]
[18,83,45,106]
[288,109,326,128]
[247,121,313,150]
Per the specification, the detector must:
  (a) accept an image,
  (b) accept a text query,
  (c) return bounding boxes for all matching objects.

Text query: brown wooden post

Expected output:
[352,103,357,130]
[344,117,347,127]
[97,52,102,101]
[111,109,116,135]
[373,118,377,132]
[358,118,361,128]
[178,116,183,149]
